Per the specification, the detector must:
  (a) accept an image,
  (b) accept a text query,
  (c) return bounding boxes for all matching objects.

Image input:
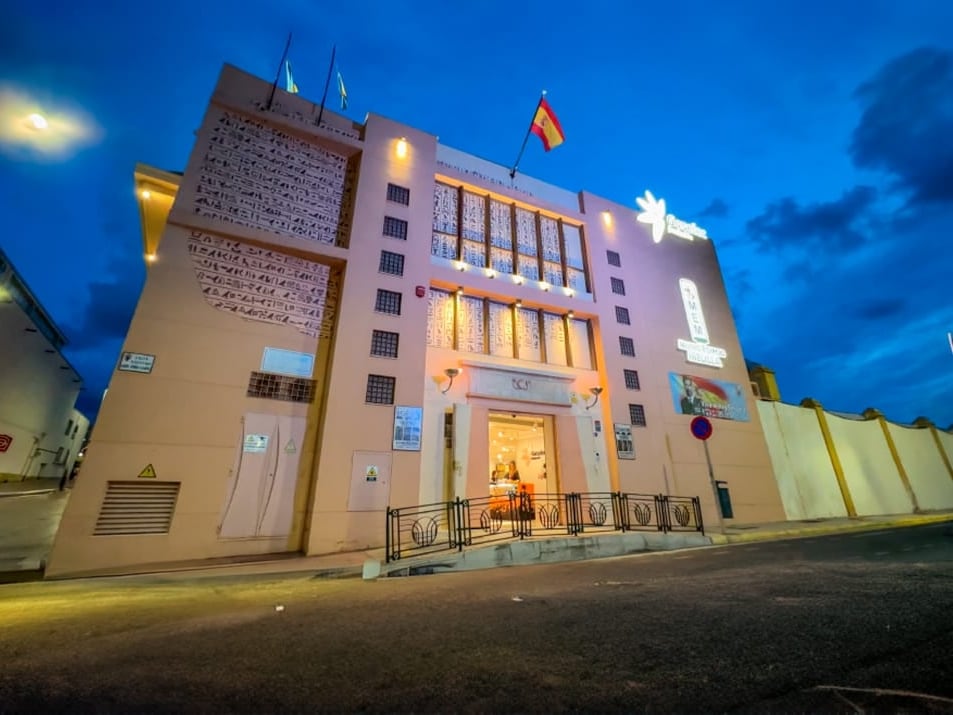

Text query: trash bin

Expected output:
[715,480,733,519]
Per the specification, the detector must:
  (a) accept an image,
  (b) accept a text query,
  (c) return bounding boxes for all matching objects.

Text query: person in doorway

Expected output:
[507,460,521,483]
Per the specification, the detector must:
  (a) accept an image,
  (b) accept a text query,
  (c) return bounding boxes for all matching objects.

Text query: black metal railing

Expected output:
[385,491,704,562]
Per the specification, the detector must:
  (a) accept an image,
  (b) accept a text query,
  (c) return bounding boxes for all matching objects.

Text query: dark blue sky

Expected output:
[2,0,951,427]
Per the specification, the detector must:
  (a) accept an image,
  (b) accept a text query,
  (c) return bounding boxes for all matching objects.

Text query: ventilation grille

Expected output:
[93,481,180,536]
[247,371,316,403]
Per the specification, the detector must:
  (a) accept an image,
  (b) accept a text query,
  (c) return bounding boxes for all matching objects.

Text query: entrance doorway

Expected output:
[487,413,555,501]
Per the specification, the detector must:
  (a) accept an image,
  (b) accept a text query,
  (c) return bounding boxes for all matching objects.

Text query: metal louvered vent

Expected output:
[93,481,180,536]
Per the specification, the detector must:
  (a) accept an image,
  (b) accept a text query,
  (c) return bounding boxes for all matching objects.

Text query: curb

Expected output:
[0,489,56,498]
[707,513,952,545]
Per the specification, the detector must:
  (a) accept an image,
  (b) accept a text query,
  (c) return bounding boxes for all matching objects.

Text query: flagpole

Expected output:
[509,91,545,180]
[316,45,336,128]
[267,32,293,111]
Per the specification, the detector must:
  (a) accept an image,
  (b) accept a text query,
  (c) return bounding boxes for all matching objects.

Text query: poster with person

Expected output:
[669,372,750,421]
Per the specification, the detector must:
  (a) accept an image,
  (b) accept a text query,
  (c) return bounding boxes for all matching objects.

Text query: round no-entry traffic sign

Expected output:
[690,415,713,441]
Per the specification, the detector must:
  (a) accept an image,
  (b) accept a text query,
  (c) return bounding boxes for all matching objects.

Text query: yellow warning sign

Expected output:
[138,463,157,479]
[284,439,296,454]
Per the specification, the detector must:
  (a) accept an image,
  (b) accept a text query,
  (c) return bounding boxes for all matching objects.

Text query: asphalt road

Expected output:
[1,522,952,714]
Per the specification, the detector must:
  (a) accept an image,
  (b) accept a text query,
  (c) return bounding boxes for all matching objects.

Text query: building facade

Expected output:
[46,64,785,577]
[0,247,87,484]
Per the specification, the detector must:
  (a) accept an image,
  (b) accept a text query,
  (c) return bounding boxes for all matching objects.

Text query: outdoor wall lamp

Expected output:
[442,367,461,394]
[586,386,603,410]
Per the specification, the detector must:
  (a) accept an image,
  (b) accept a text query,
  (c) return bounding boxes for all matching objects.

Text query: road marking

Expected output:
[921,543,935,549]
[874,551,890,556]
[902,546,915,552]
[674,555,693,560]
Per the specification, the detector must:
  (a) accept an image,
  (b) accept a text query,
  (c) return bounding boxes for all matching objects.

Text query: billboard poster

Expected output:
[669,372,750,422]
[392,406,423,451]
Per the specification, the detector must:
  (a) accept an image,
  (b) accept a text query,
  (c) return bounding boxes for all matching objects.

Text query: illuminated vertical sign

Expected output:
[676,278,727,368]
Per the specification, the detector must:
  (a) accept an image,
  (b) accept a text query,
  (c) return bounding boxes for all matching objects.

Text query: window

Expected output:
[431,181,592,295]
[623,369,641,390]
[375,289,402,315]
[610,277,626,296]
[606,250,621,267]
[64,419,73,436]
[370,330,400,358]
[247,372,317,403]
[619,337,636,357]
[386,183,410,205]
[72,424,79,439]
[365,374,396,404]
[378,250,405,276]
[383,216,408,240]
[628,403,647,426]
[615,306,630,325]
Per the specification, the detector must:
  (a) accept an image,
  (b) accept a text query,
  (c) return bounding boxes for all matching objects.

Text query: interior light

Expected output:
[396,137,408,159]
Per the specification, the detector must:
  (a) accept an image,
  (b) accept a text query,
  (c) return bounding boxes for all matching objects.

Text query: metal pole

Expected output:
[266,33,292,111]
[509,92,544,179]
[316,45,336,128]
[703,440,725,534]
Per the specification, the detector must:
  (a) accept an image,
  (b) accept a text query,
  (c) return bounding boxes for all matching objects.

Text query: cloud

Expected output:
[745,185,878,251]
[65,253,143,350]
[698,198,729,218]
[852,297,905,321]
[0,84,101,161]
[850,47,953,204]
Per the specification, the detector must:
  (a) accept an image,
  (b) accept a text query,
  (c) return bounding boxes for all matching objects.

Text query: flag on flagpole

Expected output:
[336,69,348,110]
[284,60,299,94]
[530,97,565,151]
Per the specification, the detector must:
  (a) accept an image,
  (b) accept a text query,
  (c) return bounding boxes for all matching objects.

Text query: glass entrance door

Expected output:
[487,413,554,501]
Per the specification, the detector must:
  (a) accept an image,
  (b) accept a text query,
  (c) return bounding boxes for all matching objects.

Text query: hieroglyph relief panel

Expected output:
[188,231,338,338]
[195,109,354,246]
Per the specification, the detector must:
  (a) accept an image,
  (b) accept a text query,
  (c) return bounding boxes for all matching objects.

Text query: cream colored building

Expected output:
[46,64,785,577]
[0,246,88,484]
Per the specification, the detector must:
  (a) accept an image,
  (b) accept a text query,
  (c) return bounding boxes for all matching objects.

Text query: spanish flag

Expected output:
[530,97,565,151]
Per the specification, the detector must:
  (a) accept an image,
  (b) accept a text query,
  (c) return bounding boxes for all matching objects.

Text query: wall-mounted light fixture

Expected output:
[485,268,496,278]
[514,299,522,308]
[396,137,408,159]
[567,310,574,319]
[586,386,603,410]
[441,367,461,394]
[513,275,524,285]
[140,189,151,200]
[455,286,464,296]
[601,211,612,227]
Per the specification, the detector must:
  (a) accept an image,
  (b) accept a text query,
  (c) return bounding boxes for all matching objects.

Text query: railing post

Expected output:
[612,492,625,532]
[657,495,669,533]
[385,506,392,563]
[693,496,705,534]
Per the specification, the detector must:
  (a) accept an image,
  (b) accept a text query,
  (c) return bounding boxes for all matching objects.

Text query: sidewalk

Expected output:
[1,483,950,585]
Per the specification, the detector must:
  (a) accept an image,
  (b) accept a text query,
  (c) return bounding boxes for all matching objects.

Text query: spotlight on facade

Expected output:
[140,189,151,200]
[27,113,48,130]
[145,253,157,263]
[513,275,523,285]
[485,268,495,278]
[441,367,461,394]
[564,287,574,297]
[539,281,549,291]
[396,137,408,159]
[455,286,464,295]
[601,211,612,227]
[567,310,574,319]
[514,299,522,308]
[586,386,603,410]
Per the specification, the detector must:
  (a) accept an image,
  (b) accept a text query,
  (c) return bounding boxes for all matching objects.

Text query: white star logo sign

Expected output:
[635,190,709,243]
[635,190,667,243]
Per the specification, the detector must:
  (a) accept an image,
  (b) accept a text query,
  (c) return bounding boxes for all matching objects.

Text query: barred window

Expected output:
[619,336,636,357]
[383,216,408,240]
[615,306,630,325]
[247,372,316,403]
[610,277,626,295]
[628,403,647,426]
[623,369,641,390]
[386,183,410,205]
[365,374,396,404]
[370,329,399,358]
[606,250,621,267]
[375,289,402,315]
[379,250,405,276]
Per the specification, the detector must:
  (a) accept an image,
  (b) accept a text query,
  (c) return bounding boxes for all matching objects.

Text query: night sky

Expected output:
[1,0,951,427]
